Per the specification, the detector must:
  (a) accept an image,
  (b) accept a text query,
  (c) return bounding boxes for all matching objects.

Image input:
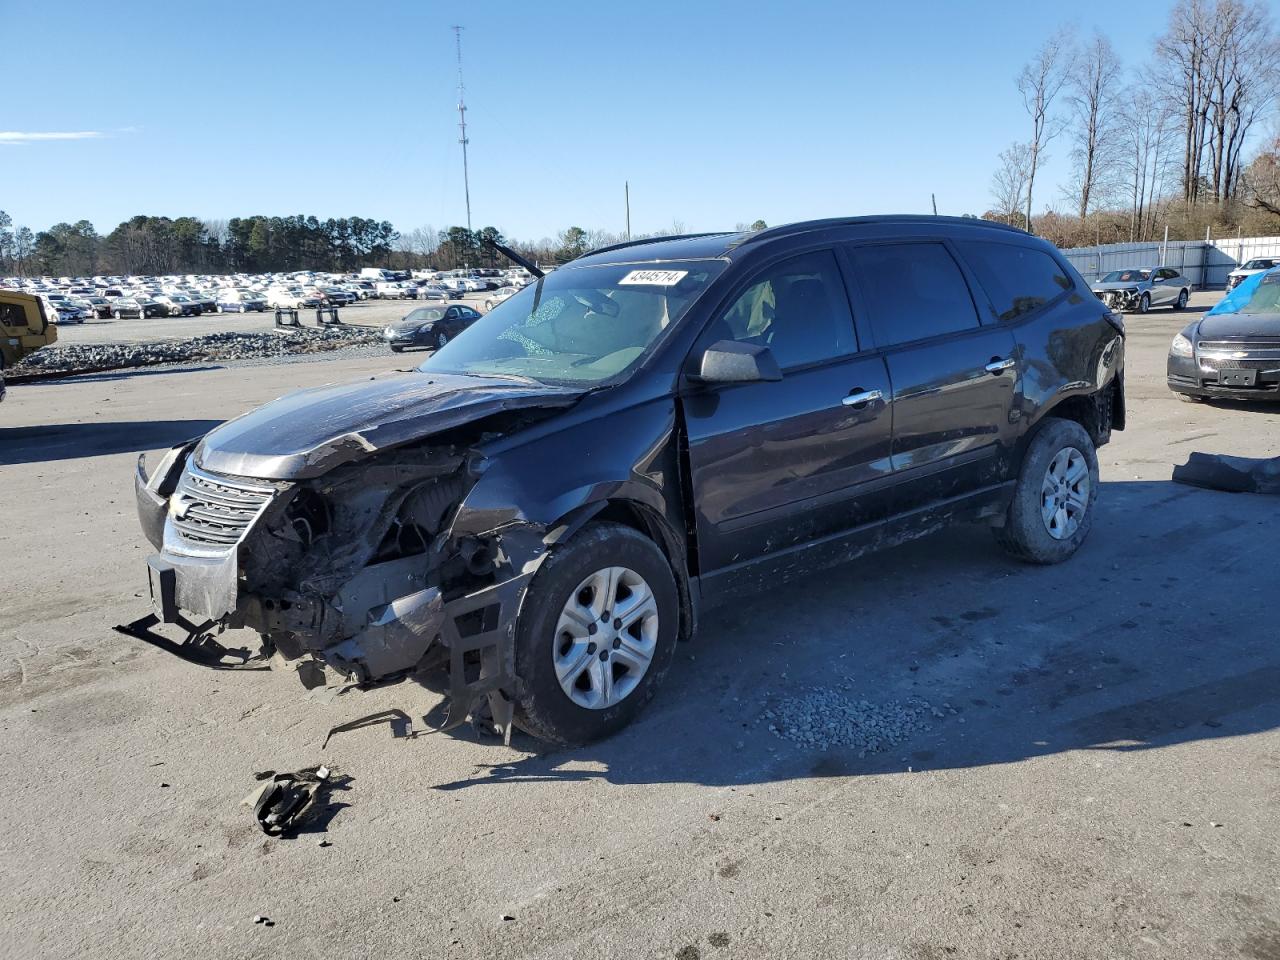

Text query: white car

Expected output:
[483,287,517,311]
[1226,257,1280,291]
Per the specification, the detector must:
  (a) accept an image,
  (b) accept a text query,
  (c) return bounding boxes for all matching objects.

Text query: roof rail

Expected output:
[574,232,733,261]
[734,215,1026,250]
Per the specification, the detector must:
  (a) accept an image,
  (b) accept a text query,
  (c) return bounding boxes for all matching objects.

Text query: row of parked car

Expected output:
[1,266,536,324]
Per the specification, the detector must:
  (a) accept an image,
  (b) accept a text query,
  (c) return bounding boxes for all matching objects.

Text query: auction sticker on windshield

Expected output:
[618,270,688,286]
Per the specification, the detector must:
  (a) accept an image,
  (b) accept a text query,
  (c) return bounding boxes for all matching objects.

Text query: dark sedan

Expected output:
[112,297,168,319]
[382,304,483,352]
[1168,269,1280,401]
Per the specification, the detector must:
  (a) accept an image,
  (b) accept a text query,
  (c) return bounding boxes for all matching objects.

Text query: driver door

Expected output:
[681,249,895,591]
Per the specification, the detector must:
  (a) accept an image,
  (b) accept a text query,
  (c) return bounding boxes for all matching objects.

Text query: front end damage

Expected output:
[1093,286,1143,311]
[128,426,560,738]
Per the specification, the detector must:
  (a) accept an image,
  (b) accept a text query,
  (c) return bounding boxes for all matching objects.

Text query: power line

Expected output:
[452,25,472,233]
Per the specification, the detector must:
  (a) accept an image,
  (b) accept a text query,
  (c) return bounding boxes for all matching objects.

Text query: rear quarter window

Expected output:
[955,240,1074,323]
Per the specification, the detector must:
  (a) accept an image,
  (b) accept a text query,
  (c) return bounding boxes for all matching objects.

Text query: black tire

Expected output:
[1175,288,1189,310]
[1137,293,1150,314]
[992,418,1099,565]
[436,332,449,349]
[514,522,679,745]
[112,310,121,319]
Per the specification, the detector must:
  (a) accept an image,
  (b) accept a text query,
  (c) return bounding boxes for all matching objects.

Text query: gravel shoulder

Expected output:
[2,291,1279,960]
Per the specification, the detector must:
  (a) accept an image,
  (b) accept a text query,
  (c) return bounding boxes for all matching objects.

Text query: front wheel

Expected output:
[436,331,449,349]
[1175,289,1189,310]
[514,522,679,745]
[1137,293,1150,314]
[992,418,1099,565]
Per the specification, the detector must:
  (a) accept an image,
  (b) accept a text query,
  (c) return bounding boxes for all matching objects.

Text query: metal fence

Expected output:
[1059,235,1280,289]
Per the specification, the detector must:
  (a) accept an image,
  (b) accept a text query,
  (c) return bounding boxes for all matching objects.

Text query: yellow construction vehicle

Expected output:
[0,289,57,402]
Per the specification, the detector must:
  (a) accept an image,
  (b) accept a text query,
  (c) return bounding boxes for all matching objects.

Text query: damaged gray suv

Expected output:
[129,217,1125,745]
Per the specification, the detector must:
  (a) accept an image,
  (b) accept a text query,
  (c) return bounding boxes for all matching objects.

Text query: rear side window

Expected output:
[846,242,980,347]
[954,240,1073,323]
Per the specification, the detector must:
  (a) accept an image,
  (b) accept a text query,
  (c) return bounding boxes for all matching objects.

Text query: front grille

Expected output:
[1198,340,1280,371]
[169,463,276,547]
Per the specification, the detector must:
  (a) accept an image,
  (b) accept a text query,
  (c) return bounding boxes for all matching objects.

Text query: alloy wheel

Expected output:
[1040,446,1090,540]
[552,566,659,709]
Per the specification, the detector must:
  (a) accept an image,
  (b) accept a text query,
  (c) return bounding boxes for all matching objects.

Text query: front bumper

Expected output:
[130,448,541,735]
[1167,351,1280,399]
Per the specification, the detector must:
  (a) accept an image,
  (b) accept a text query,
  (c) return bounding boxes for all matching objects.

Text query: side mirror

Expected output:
[690,340,782,384]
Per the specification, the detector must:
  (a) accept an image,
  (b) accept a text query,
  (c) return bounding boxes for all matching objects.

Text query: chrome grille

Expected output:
[169,463,275,547]
[1197,340,1280,371]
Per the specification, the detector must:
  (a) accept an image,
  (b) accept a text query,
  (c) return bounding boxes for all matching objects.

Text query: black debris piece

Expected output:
[245,765,350,837]
[1172,452,1280,495]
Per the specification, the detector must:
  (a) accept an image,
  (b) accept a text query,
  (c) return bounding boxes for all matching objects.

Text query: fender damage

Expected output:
[127,372,590,737]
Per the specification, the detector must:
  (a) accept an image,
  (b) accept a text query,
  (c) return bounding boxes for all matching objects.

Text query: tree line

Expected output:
[987,0,1280,248]
[0,213,772,278]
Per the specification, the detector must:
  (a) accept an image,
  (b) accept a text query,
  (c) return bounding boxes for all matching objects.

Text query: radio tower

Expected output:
[452,25,472,233]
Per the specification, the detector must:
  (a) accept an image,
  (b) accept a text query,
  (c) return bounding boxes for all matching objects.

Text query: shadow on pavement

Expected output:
[0,419,222,465]
[424,479,1280,791]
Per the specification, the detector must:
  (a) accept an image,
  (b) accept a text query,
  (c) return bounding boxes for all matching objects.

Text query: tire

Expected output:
[514,522,679,745]
[1137,293,1150,314]
[992,418,1099,565]
[1175,289,1189,310]
[436,332,449,349]
[112,310,121,319]
[390,344,403,353]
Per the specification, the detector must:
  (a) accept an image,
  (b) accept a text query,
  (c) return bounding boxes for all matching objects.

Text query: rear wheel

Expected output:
[992,418,1099,565]
[514,522,679,745]
[1175,289,1189,310]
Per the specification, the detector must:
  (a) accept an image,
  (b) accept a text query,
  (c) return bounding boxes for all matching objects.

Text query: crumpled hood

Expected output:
[1196,312,1280,341]
[195,371,583,480]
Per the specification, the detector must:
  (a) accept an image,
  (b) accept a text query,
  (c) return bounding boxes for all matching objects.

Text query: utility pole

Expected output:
[625,181,631,240]
[931,193,937,216]
[452,25,472,233]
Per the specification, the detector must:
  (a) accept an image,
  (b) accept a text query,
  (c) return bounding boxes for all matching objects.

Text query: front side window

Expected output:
[703,250,852,370]
[420,258,725,385]
[955,240,1073,322]
[847,242,980,347]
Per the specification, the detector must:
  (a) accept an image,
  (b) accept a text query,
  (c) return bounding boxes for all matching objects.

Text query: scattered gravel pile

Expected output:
[761,690,947,755]
[13,326,383,375]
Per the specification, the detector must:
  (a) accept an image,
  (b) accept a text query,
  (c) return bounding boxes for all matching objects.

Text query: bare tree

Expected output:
[991,141,1033,226]
[1242,135,1280,216]
[1017,30,1073,233]
[1205,1,1280,202]
[1157,0,1280,204]
[1066,32,1124,217]
[1118,78,1178,241]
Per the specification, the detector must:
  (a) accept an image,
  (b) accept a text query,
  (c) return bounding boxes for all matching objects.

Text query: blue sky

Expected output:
[4,0,1189,241]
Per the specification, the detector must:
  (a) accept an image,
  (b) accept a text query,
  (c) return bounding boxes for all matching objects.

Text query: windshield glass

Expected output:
[1240,272,1280,314]
[418,259,726,384]
[1102,270,1149,283]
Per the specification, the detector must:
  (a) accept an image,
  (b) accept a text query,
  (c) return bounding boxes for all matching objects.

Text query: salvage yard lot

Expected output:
[2,291,1279,959]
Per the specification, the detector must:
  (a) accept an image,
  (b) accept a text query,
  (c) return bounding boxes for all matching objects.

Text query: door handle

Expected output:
[842,388,883,408]
[985,357,1016,374]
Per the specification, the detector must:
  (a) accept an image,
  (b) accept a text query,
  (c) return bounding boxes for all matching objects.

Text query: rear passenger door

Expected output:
[844,240,1020,511]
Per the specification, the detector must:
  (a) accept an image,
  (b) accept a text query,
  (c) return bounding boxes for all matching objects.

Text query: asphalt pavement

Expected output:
[2,291,1278,960]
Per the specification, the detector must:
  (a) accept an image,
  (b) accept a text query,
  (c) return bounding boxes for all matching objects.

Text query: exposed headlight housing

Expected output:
[1171,333,1194,358]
